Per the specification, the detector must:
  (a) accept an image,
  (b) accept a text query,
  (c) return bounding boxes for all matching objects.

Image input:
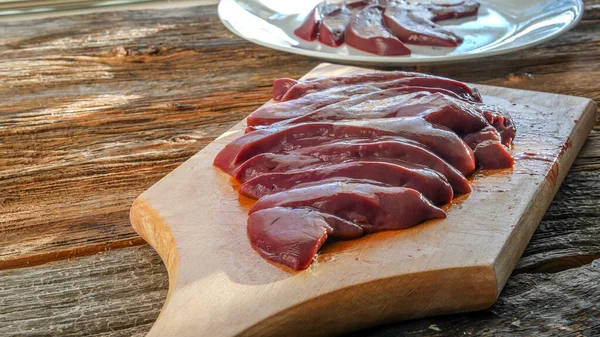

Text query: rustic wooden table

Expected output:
[1,1,599,336]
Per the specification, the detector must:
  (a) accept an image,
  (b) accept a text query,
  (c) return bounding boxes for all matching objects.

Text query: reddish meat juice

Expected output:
[214,70,515,271]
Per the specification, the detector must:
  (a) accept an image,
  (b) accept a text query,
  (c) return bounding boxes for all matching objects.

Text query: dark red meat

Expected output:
[275,91,488,135]
[278,71,482,102]
[250,84,384,129]
[341,118,476,175]
[345,6,411,56]
[294,0,479,55]
[463,126,514,169]
[248,182,446,270]
[424,0,481,21]
[253,84,480,130]
[248,207,364,270]
[479,104,517,145]
[319,3,369,47]
[239,160,453,205]
[234,138,471,194]
[383,5,463,47]
[214,69,517,271]
[250,182,446,232]
[293,3,343,42]
[214,119,476,177]
[272,78,298,101]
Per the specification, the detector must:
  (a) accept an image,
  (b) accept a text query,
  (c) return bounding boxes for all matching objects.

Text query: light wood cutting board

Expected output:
[130,63,597,337]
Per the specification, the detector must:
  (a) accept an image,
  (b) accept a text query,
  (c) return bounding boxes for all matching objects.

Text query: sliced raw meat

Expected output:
[234,138,471,194]
[319,7,351,47]
[463,126,514,169]
[383,6,463,47]
[250,84,384,128]
[294,0,479,56]
[319,2,368,47]
[472,141,514,169]
[294,3,336,42]
[279,72,482,102]
[424,0,481,21]
[218,119,476,176]
[251,84,476,129]
[239,160,453,205]
[273,78,298,101]
[250,182,446,233]
[277,91,488,135]
[294,1,369,46]
[214,119,475,176]
[345,6,411,56]
[479,104,517,145]
[341,118,476,175]
[248,207,364,270]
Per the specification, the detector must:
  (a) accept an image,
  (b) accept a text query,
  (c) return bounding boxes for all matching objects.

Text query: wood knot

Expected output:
[112,46,129,57]
[508,72,535,82]
[111,45,167,57]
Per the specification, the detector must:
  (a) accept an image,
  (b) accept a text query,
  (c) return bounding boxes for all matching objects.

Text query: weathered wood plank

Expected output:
[0,246,167,337]
[351,260,600,337]
[516,169,600,274]
[1,246,597,337]
[1,2,599,270]
[0,5,319,269]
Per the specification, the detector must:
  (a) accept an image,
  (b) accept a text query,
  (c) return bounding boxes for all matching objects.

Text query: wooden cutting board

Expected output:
[129,63,597,337]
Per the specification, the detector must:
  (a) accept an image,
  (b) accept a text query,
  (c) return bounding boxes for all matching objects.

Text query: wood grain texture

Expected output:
[0,0,599,336]
[0,4,318,269]
[1,1,599,271]
[0,247,597,337]
[130,63,596,336]
[350,260,600,337]
[0,245,168,337]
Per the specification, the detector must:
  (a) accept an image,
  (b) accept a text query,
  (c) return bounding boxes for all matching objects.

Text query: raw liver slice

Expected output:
[383,6,463,47]
[277,91,488,135]
[256,84,384,128]
[279,71,482,103]
[463,126,514,169]
[273,78,298,101]
[214,119,476,177]
[234,138,471,194]
[239,160,453,205]
[250,182,446,233]
[248,182,446,270]
[341,118,476,175]
[248,207,364,271]
[319,2,368,47]
[345,6,411,56]
[424,0,481,21]
[294,3,340,42]
[253,84,477,130]
[479,104,517,145]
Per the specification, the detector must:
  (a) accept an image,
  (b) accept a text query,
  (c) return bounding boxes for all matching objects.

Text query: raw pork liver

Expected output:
[239,160,453,205]
[383,5,463,47]
[276,71,482,102]
[345,6,411,56]
[214,70,515,270]
[274,91,489,135]
[214,119,476,177]
[294,0,480,55]
[248,182,445,270]
[234,138,471,194]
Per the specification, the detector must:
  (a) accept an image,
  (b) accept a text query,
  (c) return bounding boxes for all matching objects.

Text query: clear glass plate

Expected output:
[218,0,584,65]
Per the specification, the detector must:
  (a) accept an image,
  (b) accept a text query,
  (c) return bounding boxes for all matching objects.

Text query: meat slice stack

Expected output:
[294,0,481,56]
[214,71,516,271]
